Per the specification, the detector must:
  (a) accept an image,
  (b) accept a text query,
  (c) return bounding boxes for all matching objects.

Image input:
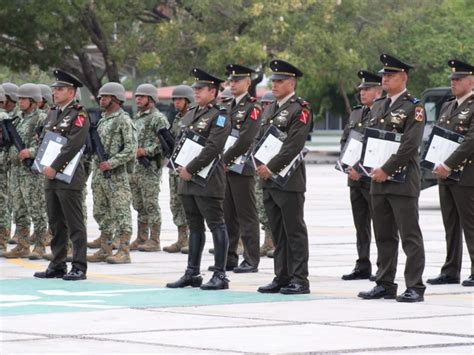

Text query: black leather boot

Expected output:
[201,224,229,290]
[166,230,205,288]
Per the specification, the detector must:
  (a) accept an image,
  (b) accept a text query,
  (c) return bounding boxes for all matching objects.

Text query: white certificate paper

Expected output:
[40,141,82,177]
[254,134,283,164]
[341,138,363,167]
[363,137,400,168]
[424,135,460,165]
[174,138,214,178]
[224,134,243,165]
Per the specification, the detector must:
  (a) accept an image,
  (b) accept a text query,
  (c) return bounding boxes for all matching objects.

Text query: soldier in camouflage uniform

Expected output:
[88,82,137,264]
[38,84,53,113]
[0,86,12,255]
[1,83,20,248]
[257,91,275,258]
[3,84,48,259]
[128,84,170,252]
[163,85,193,254]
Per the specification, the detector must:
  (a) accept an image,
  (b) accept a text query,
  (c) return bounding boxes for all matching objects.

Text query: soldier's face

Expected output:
[271,78,295,100]
[193,86,215,106]
[99,95,113,109]
[135,95,150,110]
[451,75,474,98]
[173,98,187,111]
[229,78,250,96]
[53,86,75,106]
[382,72,407,94]
[0,101,4,109]
[18,97,35,112]
[360,87,382,106]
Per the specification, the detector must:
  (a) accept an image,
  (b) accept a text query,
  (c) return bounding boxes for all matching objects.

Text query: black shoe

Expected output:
[257,280,288,294]
[396,288,424,303]
[427,274,460,285]
[358,285,396,299]
[462,275,474,287]
[208,265,235,272]
[166,270,203,288]
[200,272,229,290]
[280,282,310,295]
[34,268,67,279]
[369,275,377,282]
[233,261,258,274]
[63,267,87,281]
[266,250,274,258]
[341,269,372,280]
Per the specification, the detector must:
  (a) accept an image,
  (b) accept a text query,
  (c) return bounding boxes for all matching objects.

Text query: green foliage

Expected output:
[0,0,471,113]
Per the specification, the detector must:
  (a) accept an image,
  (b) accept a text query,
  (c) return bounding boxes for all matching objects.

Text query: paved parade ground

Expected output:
[1,164,473,354]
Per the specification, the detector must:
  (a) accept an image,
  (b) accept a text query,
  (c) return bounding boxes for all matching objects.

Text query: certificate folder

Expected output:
[335,130,371,183]
[170,129,219,187]
[33,131,84,184]
[252,125,306,187]
[360,128,407,183]
[223,129,247,175]
[421,125,464,181]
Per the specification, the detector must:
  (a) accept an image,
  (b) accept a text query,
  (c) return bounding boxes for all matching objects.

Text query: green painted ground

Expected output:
[0,279,316,317]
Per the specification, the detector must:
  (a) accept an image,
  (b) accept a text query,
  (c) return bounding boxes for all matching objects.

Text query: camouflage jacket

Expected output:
[94,108,137,171]
[134,106,169,163]
[8,108,46,166]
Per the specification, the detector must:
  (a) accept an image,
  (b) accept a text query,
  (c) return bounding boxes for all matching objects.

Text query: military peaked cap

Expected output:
[191,68,224,88]
[357,70,382,89]
[269,60,303,80]
[226,64,255,81]
[447,59,474,80]
[378,54,414,74]
[51,69,83,88]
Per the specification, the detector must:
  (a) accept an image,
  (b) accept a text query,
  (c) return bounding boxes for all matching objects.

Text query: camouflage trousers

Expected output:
[255,175,270,231]
[92,168,132,236]
[10,165,47,233]
[0,153,12,230]
[130,164,162,225]
[169,172,187,227]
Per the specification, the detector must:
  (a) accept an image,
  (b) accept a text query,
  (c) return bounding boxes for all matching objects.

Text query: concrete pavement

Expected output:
[1,165,473,354]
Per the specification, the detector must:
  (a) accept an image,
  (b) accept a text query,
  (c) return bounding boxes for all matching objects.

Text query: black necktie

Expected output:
[384,98,392,113]
[453,101,458,111]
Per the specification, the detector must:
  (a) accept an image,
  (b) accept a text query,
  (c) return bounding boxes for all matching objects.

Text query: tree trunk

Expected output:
[338,80,352,116]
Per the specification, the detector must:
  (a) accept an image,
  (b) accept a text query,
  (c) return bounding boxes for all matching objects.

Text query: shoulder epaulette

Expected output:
[295,97,310,107]
[73,103,83,110]
[247,96,257,103]
[446,96,456,102]
[216,104,227,112]
[187,104,196,111]
[405,94,420,104]
[352,105,362,110]
[374,96,386,102]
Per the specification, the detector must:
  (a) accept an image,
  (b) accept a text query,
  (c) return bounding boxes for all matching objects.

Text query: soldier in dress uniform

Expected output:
[217,64,262,273]
[34,70,90,281]
[428,59,474,287]
[163,85,193,254]
[256,60,312,295]
[340,71,383,281]
[358,54,426,302]
[166,68,231,290]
